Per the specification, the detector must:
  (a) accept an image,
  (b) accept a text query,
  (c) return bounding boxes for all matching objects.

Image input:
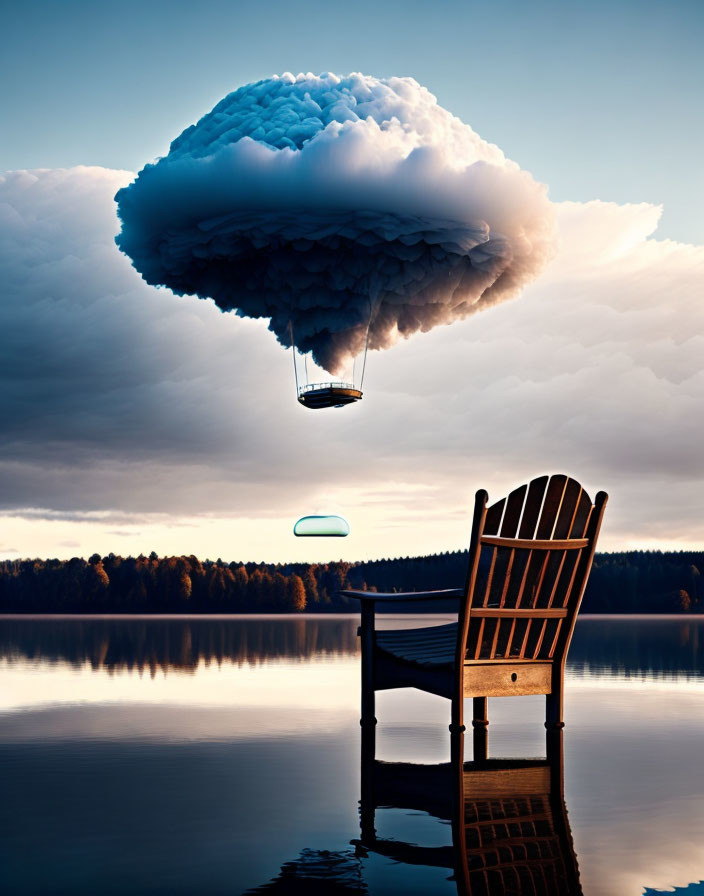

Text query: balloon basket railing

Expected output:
[297,382,363,410]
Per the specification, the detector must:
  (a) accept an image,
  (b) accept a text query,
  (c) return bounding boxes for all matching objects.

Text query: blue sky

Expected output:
[1,1,703,560]
[2,0,702,243]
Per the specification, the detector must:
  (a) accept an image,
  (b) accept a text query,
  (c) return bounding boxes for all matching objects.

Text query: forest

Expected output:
[0,548,702,614]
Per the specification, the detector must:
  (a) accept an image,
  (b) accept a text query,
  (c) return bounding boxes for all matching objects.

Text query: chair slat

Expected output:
[557,548,586,610]
[553,479,583,539]
[505,617,518,657]
[506,548,533,609]
[568,490,593,539]
[519,618,533,658]
[487,547,511,608]
[518,475,549,538]
[547,618,563,659]
[536,476,568,539]
[544,550,569,609]
[532,619,549,659]
[501,484,528,537]
[489,617,502,659]
[474,618,486,659]
[481,546,498,607]
[526,551,550,609]
[498,550,515,608]
[484,497,505,536]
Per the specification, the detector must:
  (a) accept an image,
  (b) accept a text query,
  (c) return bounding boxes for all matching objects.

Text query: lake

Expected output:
[1,615,703,895]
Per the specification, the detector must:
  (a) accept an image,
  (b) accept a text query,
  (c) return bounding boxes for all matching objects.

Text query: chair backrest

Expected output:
[457,475,607,666]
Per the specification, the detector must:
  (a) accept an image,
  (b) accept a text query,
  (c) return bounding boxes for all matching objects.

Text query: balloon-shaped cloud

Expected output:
[115,73,556,374]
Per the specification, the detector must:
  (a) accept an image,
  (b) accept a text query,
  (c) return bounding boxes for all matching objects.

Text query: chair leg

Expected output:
[545,726,564,797]
[473,723,488,761]
[471,697,489,761]
[450,694,465,733]
[360,722,376,843]
[360,604,377,727]
[472,696,489,728]
[545,688,565,729]
[361,679,376,727]
[450,727,465,767]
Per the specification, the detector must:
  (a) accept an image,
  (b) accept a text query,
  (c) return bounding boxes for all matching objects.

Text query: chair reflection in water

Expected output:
[358,726,582,895]
[342,474,608,733]
[246,727,583,895]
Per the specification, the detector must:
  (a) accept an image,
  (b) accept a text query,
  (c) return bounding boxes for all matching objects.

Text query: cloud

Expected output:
[0,166,301,514]
[1,165,703,555]
[115,73,556,374]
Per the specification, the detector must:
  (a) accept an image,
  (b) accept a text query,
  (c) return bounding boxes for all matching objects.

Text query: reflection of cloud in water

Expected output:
[0,704,355,742]
[1,734,361,896]
[4,691,703,896]
[562,692,704,896]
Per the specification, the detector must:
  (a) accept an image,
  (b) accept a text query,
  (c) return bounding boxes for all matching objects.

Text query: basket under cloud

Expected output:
[115,72,556,374]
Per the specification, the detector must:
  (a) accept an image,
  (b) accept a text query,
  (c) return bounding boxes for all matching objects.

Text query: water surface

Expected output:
[1,615,703,895]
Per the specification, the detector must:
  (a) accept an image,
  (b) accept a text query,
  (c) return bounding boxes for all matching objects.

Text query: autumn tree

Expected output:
[287,574,307,612]
[302,566,319,605]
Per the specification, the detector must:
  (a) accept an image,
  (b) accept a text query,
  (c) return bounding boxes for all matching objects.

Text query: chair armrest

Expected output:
[339,588,463,603]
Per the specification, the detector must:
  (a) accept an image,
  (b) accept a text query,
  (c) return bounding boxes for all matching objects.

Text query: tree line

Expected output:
[0,549,701,614]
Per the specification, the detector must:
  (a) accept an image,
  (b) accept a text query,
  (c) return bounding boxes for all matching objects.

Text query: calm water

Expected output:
[1,615,703,895]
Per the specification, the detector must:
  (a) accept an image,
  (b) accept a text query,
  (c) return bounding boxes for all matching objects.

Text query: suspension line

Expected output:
[360,295,377,390]
[289,321,299,395]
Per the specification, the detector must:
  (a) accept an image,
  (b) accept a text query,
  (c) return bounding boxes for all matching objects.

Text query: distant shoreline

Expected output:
[2,549,701,614]
[2,612,702,620]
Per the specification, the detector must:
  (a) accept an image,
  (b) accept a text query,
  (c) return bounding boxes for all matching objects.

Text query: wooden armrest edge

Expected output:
[338,588,464,602]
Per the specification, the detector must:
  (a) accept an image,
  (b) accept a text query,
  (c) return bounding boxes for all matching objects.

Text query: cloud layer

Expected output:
[115,73,555,374]
[1,166,703,558]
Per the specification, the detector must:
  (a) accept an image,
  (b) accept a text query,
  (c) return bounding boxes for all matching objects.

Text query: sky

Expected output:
[1,0,703,562]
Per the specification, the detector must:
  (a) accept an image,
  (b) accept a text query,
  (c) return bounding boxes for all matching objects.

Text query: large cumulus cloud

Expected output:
[115,72,556,374]
[2,166,703,559]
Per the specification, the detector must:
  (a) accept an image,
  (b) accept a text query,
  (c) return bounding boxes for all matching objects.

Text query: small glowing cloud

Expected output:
[293,515,350,537]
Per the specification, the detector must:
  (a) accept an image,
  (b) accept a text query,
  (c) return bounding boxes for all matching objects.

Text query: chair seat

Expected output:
[376,622,458,667]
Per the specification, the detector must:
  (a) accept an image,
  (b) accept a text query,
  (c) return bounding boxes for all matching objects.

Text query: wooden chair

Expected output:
[342,474,607,732]
[358,728,582,896]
